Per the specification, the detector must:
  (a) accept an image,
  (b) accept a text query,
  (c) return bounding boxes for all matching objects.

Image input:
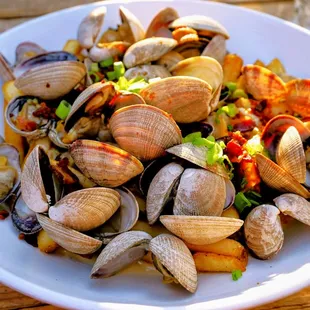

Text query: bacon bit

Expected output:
[18,233,25,240]
[239,158,261,191]
[33,102,56,119]
[228,131,247,145]
[0,210,9,220]
[16,116,37,132]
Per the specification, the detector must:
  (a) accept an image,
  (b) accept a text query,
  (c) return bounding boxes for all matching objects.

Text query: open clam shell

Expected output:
[5,96,50,140]
[166,143,229,179]
[242,65,287,100]
[244,204,284,260]
[156,51,184,71]
[0,143,21,204]
[91,231,151,278]
[37,214,102,254]
[160,215,244,245]
[256,153,310,198]
[15,41,46,65]
[113,91,146,111]
[49,188,120,232]
[91,187,140,242]
[169,15,229,39]
[70,140,144,187]
[171,56,223,92]
[276,126,306,183]
[145,7,179,38]
[21,146,56,213]
[0,53,15,83]
[11,194,42,235]
[77,6,106,49]
[261,115,310,157]
[174,168,226,216]
[109,104,182,161]
[149,234,197,293]
[89,41,130,62]
[274,193,310,226]
[146,162,184,224]
[15,61,86,100]
[140,76,213,123]
[123,37,177,68]
[119,6,145,43]
[201,34,226,64]
[124,65,171,82]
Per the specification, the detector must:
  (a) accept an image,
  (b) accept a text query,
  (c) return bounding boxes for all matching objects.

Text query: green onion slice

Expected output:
[56,100,71,120]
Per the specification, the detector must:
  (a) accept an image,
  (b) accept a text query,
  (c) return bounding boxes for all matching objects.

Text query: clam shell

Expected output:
[160,215,244,245]
[256,153,310,198]
[21,146,50,213]
[242,65,287,100]
[285,79,310,117]
[274,193,310,226]
[145,7,179,38]
[5,96,50,140]
[91,187,140,242]
[37,214,102,254]
[156,51,184,71]
[139,76,213,123]
[15,41,46,65]
[171,56,223,91]
[49,188,120,232]
[169,15,229,39]
[276,126,306,183]
[109,104,182,161]
[15,61,86,100]
[113,91,146,111]
[166,143,230,179]
[261,115,310,157]
[0,143,21,204]
[89,41,130,62]
[201,34,226,64]
[123,38,177,68]
[224,179,236,210]
[0,52,15,83]
[146,162,184,224]
[65,82,115,131]
[91,231,152,278]
[149,234,197,293]
[119,6,145,43]
[70,140,144,187]
[124,65,171,81]
[77,6,106,49]
[244,204,284,260]
[174,168,226,216]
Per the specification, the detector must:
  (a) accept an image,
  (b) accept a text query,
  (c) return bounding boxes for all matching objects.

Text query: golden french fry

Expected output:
[186,238,247,260]
[194,252,248,272]
[143,251,153,264]
[63,39,82,56]
[37,229,59,253]
[222,206,240,219]
[267,58,286,76]
[2,81,25,162]
[254,59,265,67]
[223,54,243,83]
[236,75,246,91]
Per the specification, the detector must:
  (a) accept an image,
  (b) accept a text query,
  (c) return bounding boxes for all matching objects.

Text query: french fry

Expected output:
[236,75,246,91]
[223,54,243,83]
[63,40,84,61]
[185,238,247,260]
[194,252,248,272]
[37,229,59,253]
[221,206,240,219]
[2,80,25,162]
[254,59,265,67]
[267,58,286,76]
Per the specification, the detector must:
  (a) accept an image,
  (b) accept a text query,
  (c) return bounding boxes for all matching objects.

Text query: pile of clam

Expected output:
[1,4,310,294]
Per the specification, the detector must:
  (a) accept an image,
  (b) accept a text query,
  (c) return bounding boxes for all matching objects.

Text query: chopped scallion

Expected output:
[127,81,149,93]
[90,63,99,72]
[224,82,237,92]
[56,100,71,120]
[100,57,114,68]
[231,89,248,99]
[232,270,243,281]
[113,61,125,78]
[107,71,117,81]
[182,132,202,144]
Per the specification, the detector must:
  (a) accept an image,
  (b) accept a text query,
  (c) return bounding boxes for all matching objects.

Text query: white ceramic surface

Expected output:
[0,1,310,309]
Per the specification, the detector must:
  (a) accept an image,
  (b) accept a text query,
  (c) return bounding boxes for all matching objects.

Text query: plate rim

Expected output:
[0,0,309,309]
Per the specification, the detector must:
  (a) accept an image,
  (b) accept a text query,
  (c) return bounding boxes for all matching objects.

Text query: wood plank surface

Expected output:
[0,0,309,309]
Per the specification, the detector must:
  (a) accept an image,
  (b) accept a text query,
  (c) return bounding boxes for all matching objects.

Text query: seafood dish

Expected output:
[0,5,309,294]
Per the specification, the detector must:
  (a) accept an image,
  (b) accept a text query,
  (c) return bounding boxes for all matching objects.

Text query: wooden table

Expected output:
[0,0,309,309]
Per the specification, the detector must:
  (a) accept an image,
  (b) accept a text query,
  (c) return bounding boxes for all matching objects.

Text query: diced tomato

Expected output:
[16,116,37,132]
[228,131,247,145]
[33,102,56,119]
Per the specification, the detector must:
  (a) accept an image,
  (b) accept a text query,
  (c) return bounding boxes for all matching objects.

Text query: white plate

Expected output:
[0,1,310,309]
